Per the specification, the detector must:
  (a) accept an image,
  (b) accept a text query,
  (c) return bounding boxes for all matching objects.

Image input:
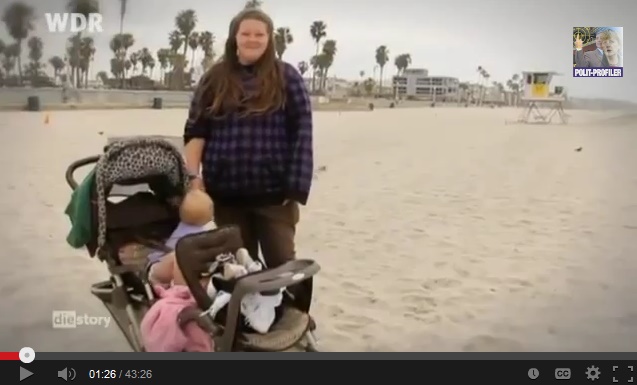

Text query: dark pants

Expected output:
[213,202,300,268]
[213,202,312,312]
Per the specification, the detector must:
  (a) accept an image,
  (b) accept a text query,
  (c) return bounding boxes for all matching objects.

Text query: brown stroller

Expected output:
[64,136,320,352]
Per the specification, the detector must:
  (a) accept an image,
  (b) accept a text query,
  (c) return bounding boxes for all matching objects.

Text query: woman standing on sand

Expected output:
[182,8,314,275]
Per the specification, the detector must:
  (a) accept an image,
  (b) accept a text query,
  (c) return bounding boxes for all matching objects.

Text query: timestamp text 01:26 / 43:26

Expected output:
[88,369,153,379]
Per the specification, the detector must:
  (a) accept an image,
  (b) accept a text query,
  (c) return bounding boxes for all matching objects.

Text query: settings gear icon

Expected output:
[586,365,601,381]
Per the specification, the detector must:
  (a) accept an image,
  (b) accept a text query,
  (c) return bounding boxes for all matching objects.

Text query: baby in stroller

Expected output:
[138,189,284,352]
[144,188,213,286]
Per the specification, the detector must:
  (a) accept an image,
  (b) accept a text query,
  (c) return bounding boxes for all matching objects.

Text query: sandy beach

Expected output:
[0,106,636,352]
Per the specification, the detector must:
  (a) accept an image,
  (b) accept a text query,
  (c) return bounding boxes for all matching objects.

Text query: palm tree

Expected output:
[319,39,336,91]
[156,48,170,83]
[79,36,95,87]
[109,35,123,70]
[169,30,183,53]
[26,36,43,82]
[244,0,262,9]
[139,48,153,76]
[198,31,215,69]
[0,39,4,82]
[375,45,389,96]
[363,77,375,96]
[475,66,483,104]
[297,61,308,77]
[66,35,81,85]
[49,55,65,80]
[309,21,326,92]
[2,2,36,85]
[311,54,328,92]
[124,59,132,77]
[394,53,411,75]
[188,32,199,69]
[2,43,19,77]
[475,66,490,105]
[309,55,319,90]
[480,69,489,105]
[120,33,134,57]
[110,57,123,80]
[507,73,521,106]
[274,27,293,59]
[119,0,127,34]
[167,30,183,87]
[66,0,99,87]
[110,33,133,87]
[175,9,196,59]
[129,51,140,75]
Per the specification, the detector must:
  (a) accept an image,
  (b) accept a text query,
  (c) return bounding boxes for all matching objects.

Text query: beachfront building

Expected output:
[303,76,353,98]
[392,68,459,100]
[482,86,506,105]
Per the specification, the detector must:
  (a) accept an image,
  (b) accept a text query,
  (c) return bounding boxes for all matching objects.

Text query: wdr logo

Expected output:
[45,13,103,33]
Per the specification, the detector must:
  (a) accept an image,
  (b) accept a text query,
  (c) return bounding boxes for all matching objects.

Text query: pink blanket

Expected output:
[140,285,213,352]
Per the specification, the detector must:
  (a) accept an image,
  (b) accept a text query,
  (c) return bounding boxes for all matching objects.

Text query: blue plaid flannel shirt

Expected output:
[184,61,314,206]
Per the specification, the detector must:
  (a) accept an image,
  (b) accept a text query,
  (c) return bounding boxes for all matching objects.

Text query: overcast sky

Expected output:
[1,0,634,101]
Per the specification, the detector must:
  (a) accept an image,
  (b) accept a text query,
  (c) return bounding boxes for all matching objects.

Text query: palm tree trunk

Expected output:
[75,33,83,88]
[120,52,126,89]
[322,69,328,91]
[119,0,126,34]
[16,39,23,85]
[378,67,384,96]
[311,43,319,92]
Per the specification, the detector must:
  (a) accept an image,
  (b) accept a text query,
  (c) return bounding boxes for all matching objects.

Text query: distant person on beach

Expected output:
[61,74,81,103]
[182,8,313,300]
[599,29,623,67]
[574,32,605,67]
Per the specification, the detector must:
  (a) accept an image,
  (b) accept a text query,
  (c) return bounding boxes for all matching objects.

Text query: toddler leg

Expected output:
[149,252,176,285]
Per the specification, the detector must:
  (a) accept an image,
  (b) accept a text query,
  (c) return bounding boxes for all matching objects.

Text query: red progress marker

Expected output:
[0,352,19,360]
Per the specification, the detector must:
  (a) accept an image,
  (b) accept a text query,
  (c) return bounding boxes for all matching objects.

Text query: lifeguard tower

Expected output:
[513,71,568,124]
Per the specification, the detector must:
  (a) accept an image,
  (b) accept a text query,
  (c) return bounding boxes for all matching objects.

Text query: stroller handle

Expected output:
[174,227,320,351]
[66,155,100,190]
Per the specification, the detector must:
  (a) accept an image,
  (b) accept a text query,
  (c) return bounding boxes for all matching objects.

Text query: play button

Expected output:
[20,367,33,382]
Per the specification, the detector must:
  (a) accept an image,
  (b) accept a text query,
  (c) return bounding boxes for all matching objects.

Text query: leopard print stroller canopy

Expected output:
[93,137,189,258]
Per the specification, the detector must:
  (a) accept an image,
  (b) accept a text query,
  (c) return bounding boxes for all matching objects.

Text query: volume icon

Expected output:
[58,367,76,381]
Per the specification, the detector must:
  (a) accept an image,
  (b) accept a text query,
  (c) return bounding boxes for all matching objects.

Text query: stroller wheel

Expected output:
[304,330,320,352]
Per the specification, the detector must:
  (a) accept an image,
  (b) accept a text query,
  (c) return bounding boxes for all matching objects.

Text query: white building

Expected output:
[392,68,459,100]
[482,86,506,104]
[303,77,352,97]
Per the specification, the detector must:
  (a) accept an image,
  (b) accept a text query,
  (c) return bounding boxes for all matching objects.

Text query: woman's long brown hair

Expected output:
[193,8,286,120]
